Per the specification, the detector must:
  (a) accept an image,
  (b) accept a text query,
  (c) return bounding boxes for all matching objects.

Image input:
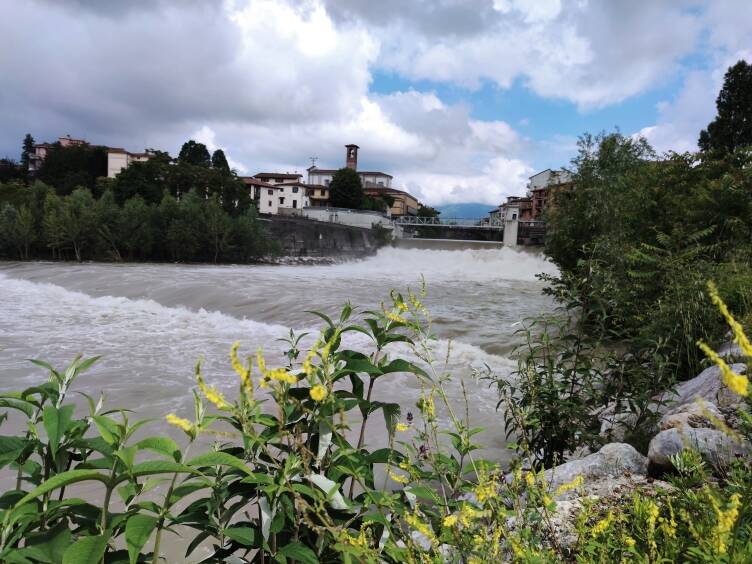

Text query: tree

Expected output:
[417,205,440,217]
[178,140,211,167]
[21,133,35,172]
[211,149,230,172]
[699,60,752,156]
[328,167,363,209]
[0,204,35,259]
[43,188,98,261]
[37,142,107,195]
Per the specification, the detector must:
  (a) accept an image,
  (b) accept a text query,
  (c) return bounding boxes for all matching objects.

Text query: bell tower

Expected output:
[345,144,359,170]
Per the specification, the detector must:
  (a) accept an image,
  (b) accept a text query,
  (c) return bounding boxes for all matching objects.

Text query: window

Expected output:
[292,200,298,209]
[325,179,330,186]
[279,197,285,205]
[377,181,384,186]
[268,200,272,208]
[267,189,273,195]
[292,186,299,193]
[512,213,517,220]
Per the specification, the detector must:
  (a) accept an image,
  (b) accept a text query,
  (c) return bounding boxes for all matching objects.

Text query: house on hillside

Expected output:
[28,134,153,178]
[252,172,303,185]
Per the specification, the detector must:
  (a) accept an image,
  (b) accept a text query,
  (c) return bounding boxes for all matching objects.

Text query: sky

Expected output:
[1,0,751,206]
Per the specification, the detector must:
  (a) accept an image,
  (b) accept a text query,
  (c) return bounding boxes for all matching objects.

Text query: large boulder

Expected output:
[544,443,648,499]
[648,426,751,473]
[659,399,725,432]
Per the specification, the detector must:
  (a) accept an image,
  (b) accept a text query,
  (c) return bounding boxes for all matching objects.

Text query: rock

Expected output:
[659,399,725,431]
[718,340,744,361]
[648,427,751,473]
[662,363,747,410]
[544,443,648,499]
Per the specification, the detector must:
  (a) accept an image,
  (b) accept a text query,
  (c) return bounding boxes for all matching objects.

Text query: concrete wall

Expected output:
[262,216,382,257]
[302,207,392,229]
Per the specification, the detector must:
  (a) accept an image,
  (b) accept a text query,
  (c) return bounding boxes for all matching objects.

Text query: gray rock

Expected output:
[648,427,751,473]
[718,340,745,361]
[659,399,725,431]
[544,443,648,499]
[662,363,747,409]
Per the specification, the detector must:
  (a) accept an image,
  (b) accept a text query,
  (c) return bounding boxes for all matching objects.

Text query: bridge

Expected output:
[391,216,504,230]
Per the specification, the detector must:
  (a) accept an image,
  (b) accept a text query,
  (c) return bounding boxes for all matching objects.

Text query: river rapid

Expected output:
[0,246,556,465]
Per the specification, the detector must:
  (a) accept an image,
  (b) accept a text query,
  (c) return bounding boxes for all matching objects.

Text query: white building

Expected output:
[106,148,152,178]
[240,177,280,215]
[307,144,393,188]
[275,182,309,210]
[252,172,303,185]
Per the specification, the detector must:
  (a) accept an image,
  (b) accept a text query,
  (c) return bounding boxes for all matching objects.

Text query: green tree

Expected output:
[328,167,363,209]
[417,204,440,217]
[119,196,154,259]
[37,142,107,195]
[112,151,171,205]
[211,149,230,172]
[699,60,752,156]
[202,195,233,263]
[95,189,122,261]
[21,133,35,172]
[0,204,35,259]
[178,140,211,167]
[43,188,98,261]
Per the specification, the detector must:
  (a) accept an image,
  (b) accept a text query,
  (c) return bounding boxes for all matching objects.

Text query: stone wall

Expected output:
[261,216,383,257]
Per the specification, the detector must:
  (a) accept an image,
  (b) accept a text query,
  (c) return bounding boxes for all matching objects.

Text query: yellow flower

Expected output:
[555,475,584,496]
[388,470,410,484]
[442,514,458,528]
[525,472,535,487]
[474,478,497,505]
[698,341,749,396]
[309,384,327,402]
[396,422,409,432]
[385,311,407,324]
[405,510,436,546]
[624,537,636,548]
[459,503,480,527]
[712,493,741,554]
[302,341,320,377]
[418,391,435,420]
[267,368,297,385]
[256,349,267,374]
[591,511,615,537]
[708,281,752,358]
[230,341,252,393]
[166,413,194,434]
[196,373,232,411]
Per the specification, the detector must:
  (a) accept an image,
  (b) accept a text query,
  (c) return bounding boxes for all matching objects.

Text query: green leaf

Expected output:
[134,436,180,461]
[42,405,74,458]
[306,474,350,511]
[62,534,109,564]
[187,451,251,475]
[115,446,137,471]
[0,397,34,418]
[0,436,28,469]
[278,541,320,564]
[14,470,110,510]
[120,460,198,482]
[224,524,261,547]
[92,416,120,446]
[126,514,157,564]
[14,523,71,564]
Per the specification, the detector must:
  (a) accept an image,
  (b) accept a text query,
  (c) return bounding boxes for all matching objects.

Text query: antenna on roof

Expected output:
[309,156,318,167]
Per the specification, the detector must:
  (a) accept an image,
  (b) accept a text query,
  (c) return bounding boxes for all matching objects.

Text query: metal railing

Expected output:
[392,216,504,230]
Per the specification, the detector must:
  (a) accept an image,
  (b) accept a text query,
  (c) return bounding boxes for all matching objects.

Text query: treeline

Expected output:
[544,60,752,381]
[0,140,277,263]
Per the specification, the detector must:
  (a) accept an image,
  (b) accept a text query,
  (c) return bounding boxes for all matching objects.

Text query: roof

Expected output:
[253,172,302,179]
[363,186,417,200]
[308,168,393,178]
[276,181,321,188]
[239,177,279,189]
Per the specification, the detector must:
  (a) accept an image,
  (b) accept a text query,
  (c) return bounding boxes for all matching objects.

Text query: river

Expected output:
[0,246,556,465]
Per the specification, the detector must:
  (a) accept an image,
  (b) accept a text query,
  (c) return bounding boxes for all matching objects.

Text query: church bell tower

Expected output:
[345,144,359,170]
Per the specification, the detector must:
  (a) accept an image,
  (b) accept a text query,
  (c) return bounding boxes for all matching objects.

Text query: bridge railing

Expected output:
[392,216,504,229]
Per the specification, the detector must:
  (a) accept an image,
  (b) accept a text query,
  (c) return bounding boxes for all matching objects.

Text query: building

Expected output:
[28,135,152,178]
[307,145,393,189]
[240,177,280,215]
[274,181,310,211]
[105,148,152,178]
[363,186,418,216]
[528,169,572,219]
[252,172,303,185]
[307,144,418,216]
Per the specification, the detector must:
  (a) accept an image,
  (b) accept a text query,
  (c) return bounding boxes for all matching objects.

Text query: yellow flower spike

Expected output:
[698,341,749,396]
[230,341,253,391]
[525,471,535,487]
[555,475,584,496]
[395,422,409,432]
[388,470,410,484]
[385,311,407,324]
[708,281,752,358]
[196,375,232,411]
[442,514,458,528]
[404,510,436,546]
[309,384,327,402]
[267,368,297,385]
[712,492,741,554]
[166,413,194,435]
[256,348,267,374]
[302,341,320,377]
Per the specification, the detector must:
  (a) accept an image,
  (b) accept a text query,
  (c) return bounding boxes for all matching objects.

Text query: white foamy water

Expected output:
[0,247,555,463]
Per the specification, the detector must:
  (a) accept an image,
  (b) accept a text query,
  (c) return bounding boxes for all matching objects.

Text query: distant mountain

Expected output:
[435,202,496,219]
